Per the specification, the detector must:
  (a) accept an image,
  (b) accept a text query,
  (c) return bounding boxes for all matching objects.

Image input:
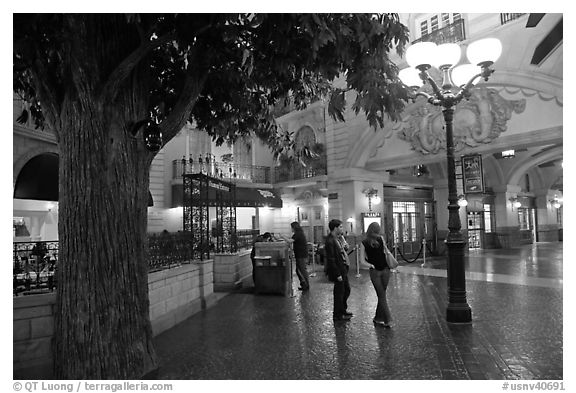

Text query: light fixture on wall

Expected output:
[501,150,515,159]
[509,196,522,210]
[457,195,468,207]
[346,216,355,233]
[363,187,381,212]
[398,38,502,323]
[549,195,562,209]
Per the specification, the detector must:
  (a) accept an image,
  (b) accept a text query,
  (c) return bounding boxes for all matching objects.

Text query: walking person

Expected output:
[362,222,393,328]
[325,219,352,321]
[291,222,310,291]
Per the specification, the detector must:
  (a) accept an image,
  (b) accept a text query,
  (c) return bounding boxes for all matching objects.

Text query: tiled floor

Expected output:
[152,242,563,380]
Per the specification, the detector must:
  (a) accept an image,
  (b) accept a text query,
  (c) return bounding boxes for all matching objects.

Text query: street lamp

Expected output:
[399,38,502,323]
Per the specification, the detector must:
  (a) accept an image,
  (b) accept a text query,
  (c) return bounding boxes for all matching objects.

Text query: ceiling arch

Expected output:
[506,146,562,186]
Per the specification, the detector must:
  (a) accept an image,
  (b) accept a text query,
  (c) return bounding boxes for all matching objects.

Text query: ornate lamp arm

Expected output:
[418,69,444,100]
[415,91,442,106]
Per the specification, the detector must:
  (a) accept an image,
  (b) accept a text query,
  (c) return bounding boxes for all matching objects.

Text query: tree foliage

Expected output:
[14,13,410,155]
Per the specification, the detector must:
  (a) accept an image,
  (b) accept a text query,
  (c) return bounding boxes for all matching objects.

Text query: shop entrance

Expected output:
[383,200,436,259]
[467,211,484,249]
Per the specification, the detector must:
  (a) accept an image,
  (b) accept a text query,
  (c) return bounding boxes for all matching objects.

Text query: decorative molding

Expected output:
[397,87,526,155]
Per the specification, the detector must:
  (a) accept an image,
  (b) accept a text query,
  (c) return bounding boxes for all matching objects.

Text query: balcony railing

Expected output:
[13,231,261,296]
[412,19,466,45]
[500,13,525,25]
[172,160,271,184]
[273,164,327,183]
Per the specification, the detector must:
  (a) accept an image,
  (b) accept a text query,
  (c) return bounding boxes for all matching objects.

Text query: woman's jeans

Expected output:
[369,268,392,323]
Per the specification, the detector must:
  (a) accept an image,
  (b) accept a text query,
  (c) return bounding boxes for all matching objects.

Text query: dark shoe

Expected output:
[343,311,353,317]
[333,314,352,321]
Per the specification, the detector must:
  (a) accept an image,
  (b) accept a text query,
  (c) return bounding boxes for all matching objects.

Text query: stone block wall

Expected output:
[213,250,252,292]
[14,259,216,379]
[13,293,56,379]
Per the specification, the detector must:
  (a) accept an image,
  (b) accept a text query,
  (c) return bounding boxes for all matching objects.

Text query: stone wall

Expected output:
[13,260,216,379]
[213,250,252,292]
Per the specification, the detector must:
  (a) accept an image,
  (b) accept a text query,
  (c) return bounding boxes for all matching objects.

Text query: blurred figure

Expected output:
[291,221,310,291]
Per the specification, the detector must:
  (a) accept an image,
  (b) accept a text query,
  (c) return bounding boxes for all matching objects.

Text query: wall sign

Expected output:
[462,154,484,193]
[361,212,382,234]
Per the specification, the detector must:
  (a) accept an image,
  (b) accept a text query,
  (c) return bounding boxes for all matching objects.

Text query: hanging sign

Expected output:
[462,154,484,193]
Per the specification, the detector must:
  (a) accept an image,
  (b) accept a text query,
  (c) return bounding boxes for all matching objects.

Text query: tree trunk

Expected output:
[53,96,157,378]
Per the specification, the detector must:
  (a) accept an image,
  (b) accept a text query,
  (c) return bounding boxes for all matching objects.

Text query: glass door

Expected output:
[467,212,484,249]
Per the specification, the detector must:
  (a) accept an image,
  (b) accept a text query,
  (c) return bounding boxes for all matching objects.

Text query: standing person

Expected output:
[291,221,310,291]
[362,222,393,328]
[325,219,352,321]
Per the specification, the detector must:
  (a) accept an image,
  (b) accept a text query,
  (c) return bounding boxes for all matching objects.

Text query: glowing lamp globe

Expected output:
[406,42,437,69]
[451,64,481,86]
[467,38,502,66]
[399,67,423,88]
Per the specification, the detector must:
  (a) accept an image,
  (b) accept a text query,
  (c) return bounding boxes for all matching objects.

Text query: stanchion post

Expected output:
[309,242,317,277]
[355,244,361,278]
[421,238,427,267]
[289,253,294,298]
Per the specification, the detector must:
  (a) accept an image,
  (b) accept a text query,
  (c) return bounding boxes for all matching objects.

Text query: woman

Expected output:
[362,222,393,327]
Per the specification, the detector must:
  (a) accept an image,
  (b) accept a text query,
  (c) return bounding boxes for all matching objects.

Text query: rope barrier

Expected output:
[393,243,424,264]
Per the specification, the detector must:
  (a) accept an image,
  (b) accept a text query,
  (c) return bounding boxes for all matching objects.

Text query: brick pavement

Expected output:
[152,243,563,380]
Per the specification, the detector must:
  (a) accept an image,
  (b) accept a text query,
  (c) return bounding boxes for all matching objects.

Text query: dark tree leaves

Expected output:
[14,13,410,155]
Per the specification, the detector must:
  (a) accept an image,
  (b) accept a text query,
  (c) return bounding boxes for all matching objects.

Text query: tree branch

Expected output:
[100,32,176,104]
[155,73,207,155]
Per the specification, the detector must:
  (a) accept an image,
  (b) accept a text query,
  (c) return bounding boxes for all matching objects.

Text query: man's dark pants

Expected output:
[333,265,350,317]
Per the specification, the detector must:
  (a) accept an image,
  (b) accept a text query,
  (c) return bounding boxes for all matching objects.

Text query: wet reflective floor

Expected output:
[152,243,563,380]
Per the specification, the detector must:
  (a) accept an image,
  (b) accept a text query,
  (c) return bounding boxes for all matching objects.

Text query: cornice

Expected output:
[13,124,57,145]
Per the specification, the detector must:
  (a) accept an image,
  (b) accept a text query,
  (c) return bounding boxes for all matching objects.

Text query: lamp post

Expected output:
[399,38,502,323]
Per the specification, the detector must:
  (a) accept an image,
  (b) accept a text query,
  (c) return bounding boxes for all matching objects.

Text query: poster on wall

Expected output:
[462,154,484,193]
[361,212,382,234]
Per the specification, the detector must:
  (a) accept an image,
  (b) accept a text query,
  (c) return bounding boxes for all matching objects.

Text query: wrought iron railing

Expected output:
[500,13,525,25]
[172,160,271,184]
[148,232,195,272]
[14,230,261,295]
[273,164,327,183]
[236,229,260,250]
[13,241,59,296]
[412,19,466,45]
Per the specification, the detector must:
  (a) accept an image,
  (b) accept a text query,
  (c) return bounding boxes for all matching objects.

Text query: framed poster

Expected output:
[462,154,484,193]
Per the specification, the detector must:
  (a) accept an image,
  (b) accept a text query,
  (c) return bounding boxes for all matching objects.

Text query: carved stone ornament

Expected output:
[397,87,526,154]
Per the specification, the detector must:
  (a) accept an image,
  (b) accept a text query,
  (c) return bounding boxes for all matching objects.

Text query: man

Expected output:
[291,221,310,291]
[325,219,353,321]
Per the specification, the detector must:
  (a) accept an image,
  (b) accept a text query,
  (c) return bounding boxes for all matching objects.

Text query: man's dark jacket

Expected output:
[292,230,308,259]
[325,233,348,281]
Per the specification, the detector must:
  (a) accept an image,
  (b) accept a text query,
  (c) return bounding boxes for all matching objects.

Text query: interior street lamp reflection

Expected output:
[399,38,502,323]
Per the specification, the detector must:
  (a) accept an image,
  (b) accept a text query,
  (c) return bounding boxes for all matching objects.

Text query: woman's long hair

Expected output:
[365,222,382,248]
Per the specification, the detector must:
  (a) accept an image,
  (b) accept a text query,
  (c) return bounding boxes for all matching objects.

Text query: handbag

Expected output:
[381,236,399,269]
